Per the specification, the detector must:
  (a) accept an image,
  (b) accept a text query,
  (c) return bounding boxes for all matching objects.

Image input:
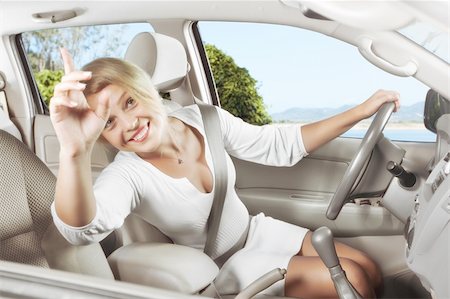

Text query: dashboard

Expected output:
[406,151,450,298]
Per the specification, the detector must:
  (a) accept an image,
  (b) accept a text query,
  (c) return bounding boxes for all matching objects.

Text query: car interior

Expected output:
[0,1,449,299]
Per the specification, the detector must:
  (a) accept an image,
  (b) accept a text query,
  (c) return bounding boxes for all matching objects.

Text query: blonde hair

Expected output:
[81,57,165,116]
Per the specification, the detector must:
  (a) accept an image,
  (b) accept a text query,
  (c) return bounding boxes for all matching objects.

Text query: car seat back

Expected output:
[110,32,190,249]
[0,129,113,279]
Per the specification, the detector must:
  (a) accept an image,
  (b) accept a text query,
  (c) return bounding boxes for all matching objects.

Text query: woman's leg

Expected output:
[300,231,382,289]
[285,255,374,298]
[284,231,381,298]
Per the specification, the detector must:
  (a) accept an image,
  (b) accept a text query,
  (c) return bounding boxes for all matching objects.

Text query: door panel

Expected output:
[233,137,435,237]
[34,115,117,181]
[235,137,361,192]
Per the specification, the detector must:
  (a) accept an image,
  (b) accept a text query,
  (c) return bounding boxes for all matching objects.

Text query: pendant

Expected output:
[177,158,183,164]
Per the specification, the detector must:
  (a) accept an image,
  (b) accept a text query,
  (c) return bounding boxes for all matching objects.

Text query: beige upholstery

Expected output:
[111,32,191,249]
[108,243,219,294]
[125,31,195,107]
[100,32,214,293]
[125,32,189,92]
[0,130,114,279]
[0,108,21,140]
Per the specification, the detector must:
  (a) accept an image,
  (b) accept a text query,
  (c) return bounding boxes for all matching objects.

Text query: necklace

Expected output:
[160,128,184,164]
[160,147,183,164]
[160,146,183,164]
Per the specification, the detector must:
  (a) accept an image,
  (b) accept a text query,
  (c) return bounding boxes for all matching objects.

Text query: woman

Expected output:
[50,48,399,298]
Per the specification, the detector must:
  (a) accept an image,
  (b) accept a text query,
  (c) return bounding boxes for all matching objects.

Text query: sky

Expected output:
[58,21,430,114]
[197,21,429,113]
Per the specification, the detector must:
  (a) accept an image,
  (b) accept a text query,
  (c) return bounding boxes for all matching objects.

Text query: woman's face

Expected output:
[88,84,167,154]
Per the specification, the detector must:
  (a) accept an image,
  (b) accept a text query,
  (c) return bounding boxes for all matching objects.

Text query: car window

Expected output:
[198,21,435,142]
[21,23,153,108]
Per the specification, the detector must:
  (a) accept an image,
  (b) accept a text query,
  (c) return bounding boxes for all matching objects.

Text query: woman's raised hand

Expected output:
[50,48,110,157]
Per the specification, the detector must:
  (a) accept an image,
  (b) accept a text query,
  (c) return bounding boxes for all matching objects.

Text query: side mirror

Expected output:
[424,89,450,133]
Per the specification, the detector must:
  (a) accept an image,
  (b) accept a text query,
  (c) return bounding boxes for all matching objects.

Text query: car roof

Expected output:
[0,1,449,99]
[1,1,447,33]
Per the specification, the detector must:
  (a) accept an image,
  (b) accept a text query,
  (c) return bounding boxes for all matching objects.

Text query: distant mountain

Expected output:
[271,102,424,123]
[389,102,424,123]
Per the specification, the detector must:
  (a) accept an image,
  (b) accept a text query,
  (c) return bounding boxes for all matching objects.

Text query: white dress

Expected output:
[51,104,309,296]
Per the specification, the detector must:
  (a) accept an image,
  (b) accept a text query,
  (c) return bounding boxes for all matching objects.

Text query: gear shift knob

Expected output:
[311,226,363,299]
[311,226,340,268]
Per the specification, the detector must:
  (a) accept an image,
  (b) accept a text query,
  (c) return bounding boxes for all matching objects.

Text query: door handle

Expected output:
[358,37,417,77]
[32,10,77,23]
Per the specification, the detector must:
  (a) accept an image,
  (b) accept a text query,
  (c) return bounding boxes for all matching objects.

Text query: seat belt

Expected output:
[198,104,286,299]
[199,104,250,265]
[198,104,228,259]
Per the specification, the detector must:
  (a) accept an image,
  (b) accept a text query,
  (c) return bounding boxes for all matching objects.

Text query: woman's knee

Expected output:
[331,240,382,289]
[351,251,382,289]
[341,258,375,298]
[285,256,343,298]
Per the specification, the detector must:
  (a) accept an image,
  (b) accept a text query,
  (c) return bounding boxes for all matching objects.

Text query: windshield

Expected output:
[398,20,449,64]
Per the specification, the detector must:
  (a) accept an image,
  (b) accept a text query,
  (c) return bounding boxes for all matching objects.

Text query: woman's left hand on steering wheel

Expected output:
[359,89,400,118]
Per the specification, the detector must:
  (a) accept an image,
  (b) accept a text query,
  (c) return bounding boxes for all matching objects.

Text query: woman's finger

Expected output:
[393,97,400,112]
[94,90,111,123]
[61,71,92,83]
[49,96,79,115]
[54,82,86,96]
[60,48,76,74]
[385,91,400,112]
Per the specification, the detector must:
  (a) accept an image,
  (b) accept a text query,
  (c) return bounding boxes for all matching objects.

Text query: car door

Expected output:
[195,21,436,284]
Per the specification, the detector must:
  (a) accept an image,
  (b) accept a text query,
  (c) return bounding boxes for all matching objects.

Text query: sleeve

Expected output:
[216,107,308,166]
[51,161,142,245]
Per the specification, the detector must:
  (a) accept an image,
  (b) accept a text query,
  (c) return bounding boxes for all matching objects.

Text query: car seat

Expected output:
[100,32,189,254]
[106,31,221,295]
[0,128,114,279]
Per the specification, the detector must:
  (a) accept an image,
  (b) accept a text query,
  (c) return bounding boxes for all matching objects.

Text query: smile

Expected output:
[129,122,149,143]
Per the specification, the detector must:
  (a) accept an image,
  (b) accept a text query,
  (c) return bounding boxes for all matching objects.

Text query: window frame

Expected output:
[16,34,47,115]
[195,20,435,143]
[18,22,155,116]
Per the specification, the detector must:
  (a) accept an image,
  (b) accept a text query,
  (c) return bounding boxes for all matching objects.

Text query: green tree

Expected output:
[22,25,128,72]
[34,69,63,106]
[205,44,272,125]
[22,24,129,106]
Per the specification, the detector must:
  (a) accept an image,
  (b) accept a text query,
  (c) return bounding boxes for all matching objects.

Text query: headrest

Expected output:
[124,32,188,92]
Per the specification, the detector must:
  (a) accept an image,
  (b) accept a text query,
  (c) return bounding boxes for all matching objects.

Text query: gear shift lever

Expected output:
[311,227,363,299]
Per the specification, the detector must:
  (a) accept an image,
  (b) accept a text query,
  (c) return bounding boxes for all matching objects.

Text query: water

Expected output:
[342,129,436,142]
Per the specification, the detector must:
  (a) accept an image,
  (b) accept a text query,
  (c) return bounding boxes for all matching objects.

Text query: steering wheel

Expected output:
[326,102,395,220]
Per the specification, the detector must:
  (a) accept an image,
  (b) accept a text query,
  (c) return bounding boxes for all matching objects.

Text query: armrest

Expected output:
[107,242,219,294]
